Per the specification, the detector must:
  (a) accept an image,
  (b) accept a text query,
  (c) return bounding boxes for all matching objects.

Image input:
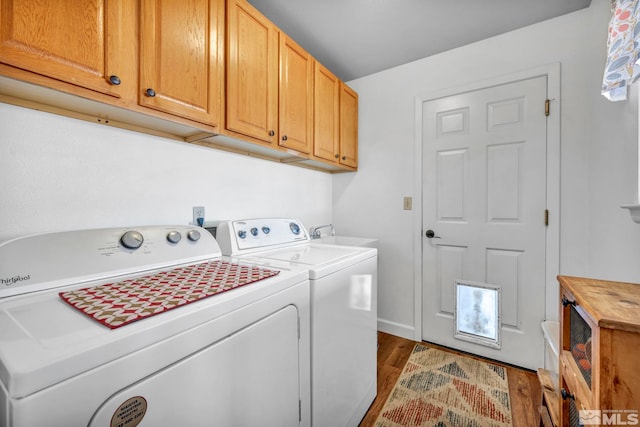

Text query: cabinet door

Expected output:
[313,62,340,162]
[339,83,358,168]
[0,0,131,97]
[226,0,278,144]
[140,0,223,126]
[279,34,313,154]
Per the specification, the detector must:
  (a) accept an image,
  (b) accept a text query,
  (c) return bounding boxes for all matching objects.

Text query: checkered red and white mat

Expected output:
[59,260,279,329]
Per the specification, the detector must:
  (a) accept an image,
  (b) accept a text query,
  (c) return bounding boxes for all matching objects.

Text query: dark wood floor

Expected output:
[359,332,542,427]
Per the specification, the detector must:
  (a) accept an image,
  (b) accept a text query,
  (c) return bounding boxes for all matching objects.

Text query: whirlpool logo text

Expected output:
[1,275,31,287]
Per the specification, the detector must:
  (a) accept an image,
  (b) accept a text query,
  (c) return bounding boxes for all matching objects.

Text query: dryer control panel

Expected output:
[0,225,221,298]
[216,218,310,255]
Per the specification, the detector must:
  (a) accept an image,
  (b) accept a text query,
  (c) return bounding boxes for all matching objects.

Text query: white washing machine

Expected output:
[0,225,311,427]
[216,218,378,427]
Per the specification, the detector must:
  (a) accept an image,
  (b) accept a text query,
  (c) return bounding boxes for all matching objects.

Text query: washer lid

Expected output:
[260,244,358,265]
[253,244,377,279]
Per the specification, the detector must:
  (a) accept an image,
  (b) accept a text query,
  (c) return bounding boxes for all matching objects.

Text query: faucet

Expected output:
[309,224,335,239]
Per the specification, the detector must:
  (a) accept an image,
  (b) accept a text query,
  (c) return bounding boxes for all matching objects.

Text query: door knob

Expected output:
[425,229,441,239]
[561,388,575,401]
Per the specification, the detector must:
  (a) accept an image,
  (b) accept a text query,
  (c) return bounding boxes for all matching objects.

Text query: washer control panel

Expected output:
[216,218,309,255]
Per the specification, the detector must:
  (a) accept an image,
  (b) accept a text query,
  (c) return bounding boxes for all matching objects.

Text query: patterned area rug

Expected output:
[375,344,513,427]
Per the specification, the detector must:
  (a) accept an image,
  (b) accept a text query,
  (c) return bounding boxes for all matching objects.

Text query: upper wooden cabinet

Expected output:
[278,34,313,154]
[0,0,358,172]
[0,0,135,98]
[339,83,358,168]
[226,0,314,155]
[140,0,224,127]
[313,62,340,162]
[225,0,278,145]
[312,68,358,169]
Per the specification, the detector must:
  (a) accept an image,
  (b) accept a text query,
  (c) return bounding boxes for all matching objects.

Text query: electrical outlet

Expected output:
[403,196,412,210]
[192,206,205,226]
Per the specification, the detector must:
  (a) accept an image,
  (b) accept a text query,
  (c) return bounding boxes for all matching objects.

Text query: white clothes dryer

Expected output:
[0,225,311,427]
[217,218,378,427]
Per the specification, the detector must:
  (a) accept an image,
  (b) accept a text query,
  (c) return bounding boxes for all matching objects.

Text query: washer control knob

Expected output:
[238,230,247,239]
[187,229,201,242]
[250,227,259,236]
[289,222,300,235]
[262,226,271,234]
[120,230,144,249]
[167,231,182,244]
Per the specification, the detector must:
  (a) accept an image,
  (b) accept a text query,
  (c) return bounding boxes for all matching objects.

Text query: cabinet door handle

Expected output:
[269,130,275,137]
[334,154,339,158]
[145,88,156,97]
[562,296,576,307]
[108,75,121,86]
[282,135,288,141]
[560,388,575,401]
[342,155,346,160]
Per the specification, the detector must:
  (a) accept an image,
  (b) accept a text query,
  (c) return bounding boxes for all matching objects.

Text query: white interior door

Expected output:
[421,76,548,369]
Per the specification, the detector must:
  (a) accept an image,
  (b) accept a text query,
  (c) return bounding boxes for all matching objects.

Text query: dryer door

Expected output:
[89,305,301,427]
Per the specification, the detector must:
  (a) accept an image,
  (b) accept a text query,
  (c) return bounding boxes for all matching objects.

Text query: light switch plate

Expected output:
[403,196,412,210]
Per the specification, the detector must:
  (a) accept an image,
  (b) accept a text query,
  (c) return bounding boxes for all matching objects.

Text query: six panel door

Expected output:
[421,76,548,369]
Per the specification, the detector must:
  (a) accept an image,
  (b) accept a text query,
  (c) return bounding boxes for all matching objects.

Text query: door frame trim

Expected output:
[412,63,561,341]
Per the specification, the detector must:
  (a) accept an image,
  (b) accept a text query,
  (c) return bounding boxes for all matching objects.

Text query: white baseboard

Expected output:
[377,318,415,340]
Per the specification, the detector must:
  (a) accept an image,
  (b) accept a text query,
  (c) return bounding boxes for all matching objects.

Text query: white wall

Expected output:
[334,0,640,339]
[0,103,333,243]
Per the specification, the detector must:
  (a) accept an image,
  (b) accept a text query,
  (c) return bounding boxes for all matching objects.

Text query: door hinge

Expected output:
[544,209,549,226]
[545,99,550,117]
